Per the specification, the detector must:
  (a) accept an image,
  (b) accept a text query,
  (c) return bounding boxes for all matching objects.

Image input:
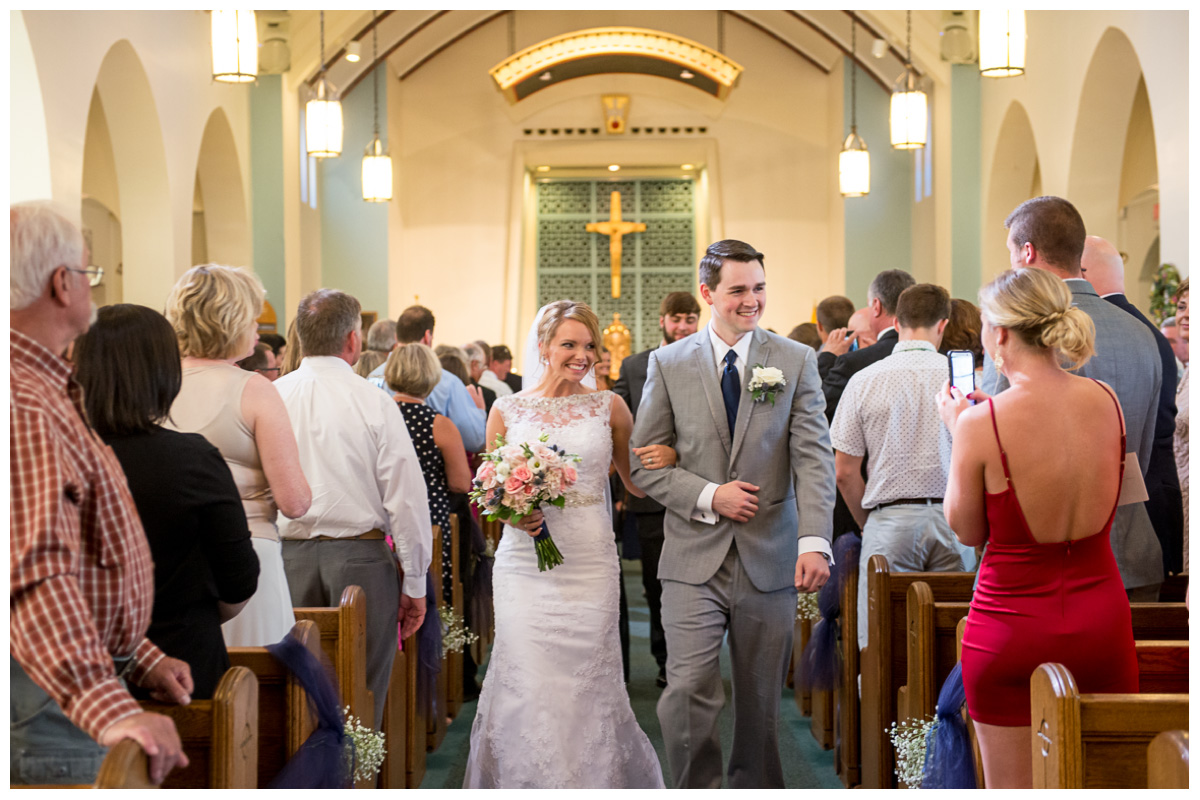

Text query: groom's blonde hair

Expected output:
[537,300,602,357]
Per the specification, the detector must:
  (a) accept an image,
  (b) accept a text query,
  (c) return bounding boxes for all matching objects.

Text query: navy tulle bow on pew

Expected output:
[416,570,443,717]
[799,533,861,692]
[920,661,977,789]
[265,631,352,789]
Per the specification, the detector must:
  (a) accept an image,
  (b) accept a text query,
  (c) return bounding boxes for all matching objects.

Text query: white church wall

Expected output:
[979,10,1187,275]
[18,10,254,308]
[10,11,53,203]
[388,11,840,357]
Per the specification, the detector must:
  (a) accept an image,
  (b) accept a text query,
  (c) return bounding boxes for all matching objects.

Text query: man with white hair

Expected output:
[10,202,192,785]
[461,342,498,415]
[1081,235,1183,576]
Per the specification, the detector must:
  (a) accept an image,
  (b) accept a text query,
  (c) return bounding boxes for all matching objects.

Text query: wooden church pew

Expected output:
[835,552,861,787]
[427,524,449,753]
[293,584,373,732]
[1030,661,1189,788]
[446,513,465,720]
[139,665,259,788]
[378,641,410,788]
[405,628,427,788]
[858,556,975,789]
[1147,730,1190,789]
[227,619,321,787]
[792,616,813,717]
[93,739,156,789]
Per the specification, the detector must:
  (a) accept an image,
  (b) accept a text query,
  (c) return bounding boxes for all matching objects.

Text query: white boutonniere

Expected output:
[748,364,787,405]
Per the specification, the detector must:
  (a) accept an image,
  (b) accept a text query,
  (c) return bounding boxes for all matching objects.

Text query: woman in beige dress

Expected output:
[165,265,312,646]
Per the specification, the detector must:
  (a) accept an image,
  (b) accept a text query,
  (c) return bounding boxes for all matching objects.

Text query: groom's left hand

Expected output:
[794,552,830,592]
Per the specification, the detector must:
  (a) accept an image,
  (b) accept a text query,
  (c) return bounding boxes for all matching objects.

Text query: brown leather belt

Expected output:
[313,528,386,541]
[876,497,943,510]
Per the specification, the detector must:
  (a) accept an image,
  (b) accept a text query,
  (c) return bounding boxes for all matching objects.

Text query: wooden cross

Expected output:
[586,190,645,298]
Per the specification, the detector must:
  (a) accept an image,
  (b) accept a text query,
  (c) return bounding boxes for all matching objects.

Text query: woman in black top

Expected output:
[74,304,259,699]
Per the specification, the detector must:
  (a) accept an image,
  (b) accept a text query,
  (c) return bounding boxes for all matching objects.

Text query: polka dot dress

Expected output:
[397,402,453,602]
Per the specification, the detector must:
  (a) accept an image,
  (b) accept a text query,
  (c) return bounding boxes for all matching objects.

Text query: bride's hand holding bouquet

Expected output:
[469,433,581,572]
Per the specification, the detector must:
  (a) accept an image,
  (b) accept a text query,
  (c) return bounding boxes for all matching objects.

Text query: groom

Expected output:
[630,239,836,788]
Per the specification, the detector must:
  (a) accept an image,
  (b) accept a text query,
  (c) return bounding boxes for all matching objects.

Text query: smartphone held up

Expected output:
[947,350,976,404]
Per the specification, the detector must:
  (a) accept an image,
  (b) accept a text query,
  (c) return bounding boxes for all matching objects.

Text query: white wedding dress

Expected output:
[463,391,664,789]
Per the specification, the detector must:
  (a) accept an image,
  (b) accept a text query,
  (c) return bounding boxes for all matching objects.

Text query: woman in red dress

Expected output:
[937,268,1138,788]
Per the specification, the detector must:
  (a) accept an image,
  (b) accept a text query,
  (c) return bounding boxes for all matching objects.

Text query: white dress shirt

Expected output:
[829,340,952,509]
[479,369,513,397]
[274,356,432,597]
[692,325,833,561]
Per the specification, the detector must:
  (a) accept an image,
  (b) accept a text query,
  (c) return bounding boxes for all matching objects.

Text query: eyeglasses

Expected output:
[257,367,281,376]
[68,267,104,287]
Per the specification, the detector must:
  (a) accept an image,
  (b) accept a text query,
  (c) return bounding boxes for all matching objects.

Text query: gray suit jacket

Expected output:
[630,326,836,592]
[981,278,1164,589]
[613,347,665,515]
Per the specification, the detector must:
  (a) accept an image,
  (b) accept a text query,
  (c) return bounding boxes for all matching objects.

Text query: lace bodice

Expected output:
[494,391,613,508]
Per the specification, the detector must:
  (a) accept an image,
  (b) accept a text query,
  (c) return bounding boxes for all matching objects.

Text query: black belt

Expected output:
[875,497,943,510]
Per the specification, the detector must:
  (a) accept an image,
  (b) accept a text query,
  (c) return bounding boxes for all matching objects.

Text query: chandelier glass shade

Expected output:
[979,10,1026,77]
[211,10,258,83]
[839,131,870,197]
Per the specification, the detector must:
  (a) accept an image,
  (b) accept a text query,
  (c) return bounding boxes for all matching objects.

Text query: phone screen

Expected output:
[948,350,976,401]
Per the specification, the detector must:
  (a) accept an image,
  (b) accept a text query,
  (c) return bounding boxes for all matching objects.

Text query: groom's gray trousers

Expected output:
[657,538,797,789]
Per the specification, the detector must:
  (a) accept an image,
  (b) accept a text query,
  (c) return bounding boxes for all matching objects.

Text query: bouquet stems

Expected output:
[530,513,564,572]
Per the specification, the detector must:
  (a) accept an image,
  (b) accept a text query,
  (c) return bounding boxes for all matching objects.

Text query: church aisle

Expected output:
[421,558,843,789]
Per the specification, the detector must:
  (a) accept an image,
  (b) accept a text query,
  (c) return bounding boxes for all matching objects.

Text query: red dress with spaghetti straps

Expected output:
[960,384,1139,726]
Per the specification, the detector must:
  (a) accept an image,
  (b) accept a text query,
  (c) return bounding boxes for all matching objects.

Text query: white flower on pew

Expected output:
[889,715,937,789]
[440,604,480,658]
[343,707,386,783]
[796,591,822,622]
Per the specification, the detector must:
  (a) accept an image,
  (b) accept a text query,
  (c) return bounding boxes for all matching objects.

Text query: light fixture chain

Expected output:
[319,11,326,74]
[372,10,379,139]
[906,9,912,67]
[850,18,857,130]
[718,10,725,54]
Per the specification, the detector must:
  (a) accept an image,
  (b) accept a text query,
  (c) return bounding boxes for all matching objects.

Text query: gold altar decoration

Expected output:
[586,191,645,299]
[602,95,631,134]
[603,313,632,382]
[488,27,744,104]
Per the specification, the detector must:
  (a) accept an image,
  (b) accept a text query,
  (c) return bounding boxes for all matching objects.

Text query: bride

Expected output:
[462,300,665,789]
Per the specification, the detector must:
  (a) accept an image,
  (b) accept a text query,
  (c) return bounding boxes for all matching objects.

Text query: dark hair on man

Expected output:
[698,239,764,289]
[816,295,855,333]
[896,283,952,330]
[73,304,182,436]
[439,351,470,385]
[297,289,362,357]
[1004,196,1086,274]
[868,269,917,316]
[491,344,513,363]
[787,322,822,350]
[258,332,286,356]
[396,305,435,344]
[237,342,272,372]
[660,291,701,317]
[939,298,984,366]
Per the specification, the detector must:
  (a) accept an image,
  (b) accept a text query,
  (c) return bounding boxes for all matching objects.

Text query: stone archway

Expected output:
[984,101,1039,279]
[1066,27,1147,244]
[90,39,174,308]
[193,107,251,269]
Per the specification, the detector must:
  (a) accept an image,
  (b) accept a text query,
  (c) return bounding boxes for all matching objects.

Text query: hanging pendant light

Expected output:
[840,17,870,197]
[362,12,393,202]
[890,10,928,150]
[306,11,343,158]
[978,10,1026,77]
[211,10,258,83]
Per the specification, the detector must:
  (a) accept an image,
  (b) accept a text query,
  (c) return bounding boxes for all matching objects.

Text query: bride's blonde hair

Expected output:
[537,300,602,360]
[978,268,1095,370]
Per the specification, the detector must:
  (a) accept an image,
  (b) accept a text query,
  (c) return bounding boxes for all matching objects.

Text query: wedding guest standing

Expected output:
[386,343,473,603]
[75,304,260,698]
[938,268,1137,788]
[1173,279,1189,572]
[165,264,312,647]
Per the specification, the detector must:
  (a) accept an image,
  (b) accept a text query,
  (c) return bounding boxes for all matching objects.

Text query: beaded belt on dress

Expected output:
[562,492,604,508]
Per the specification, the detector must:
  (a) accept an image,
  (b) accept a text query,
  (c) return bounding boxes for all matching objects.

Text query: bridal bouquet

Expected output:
[469,433,581,572]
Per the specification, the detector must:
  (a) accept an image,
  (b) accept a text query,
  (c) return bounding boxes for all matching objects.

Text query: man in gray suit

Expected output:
[631,239,835,788]
[982,196,1163,599]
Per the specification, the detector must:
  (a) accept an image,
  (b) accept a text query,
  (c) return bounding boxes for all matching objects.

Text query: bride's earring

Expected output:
[993,351,1005,372]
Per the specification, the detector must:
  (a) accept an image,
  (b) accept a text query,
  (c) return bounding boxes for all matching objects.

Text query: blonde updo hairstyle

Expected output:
[978,268,1095,370]
[165,264,265,359]
[537,300,603,365]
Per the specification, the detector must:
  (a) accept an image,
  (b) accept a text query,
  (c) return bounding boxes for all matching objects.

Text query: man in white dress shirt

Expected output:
[830,283,976,649]
[274,289,432,729]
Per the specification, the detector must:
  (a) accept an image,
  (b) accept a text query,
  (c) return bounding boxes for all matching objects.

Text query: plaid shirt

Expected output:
[10,329,164,741]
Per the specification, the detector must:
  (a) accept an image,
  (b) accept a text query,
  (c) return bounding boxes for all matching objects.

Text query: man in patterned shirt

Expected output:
[829,283,977,650]
[10,203,192,785]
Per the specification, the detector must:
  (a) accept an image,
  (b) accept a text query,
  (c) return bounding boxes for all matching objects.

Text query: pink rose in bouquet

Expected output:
[468,432,582,571]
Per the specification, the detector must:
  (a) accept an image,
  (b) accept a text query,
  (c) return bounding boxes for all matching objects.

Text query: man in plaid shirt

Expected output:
[10,203,192,785]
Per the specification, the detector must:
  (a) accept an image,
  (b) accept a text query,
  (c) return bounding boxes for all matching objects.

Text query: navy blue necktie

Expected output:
[721,349,740,437]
